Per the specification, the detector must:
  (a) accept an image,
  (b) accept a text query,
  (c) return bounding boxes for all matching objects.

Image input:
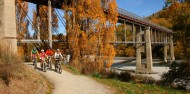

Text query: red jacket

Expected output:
[46,49,54,56]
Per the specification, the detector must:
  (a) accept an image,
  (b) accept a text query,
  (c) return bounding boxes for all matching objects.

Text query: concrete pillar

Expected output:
[145,27,152,71]
[48,0,52,48]
[36,5,40,40]
[164,45,168,62]
[124,19,126,42]
[136,28,141,70]
[132,23,135,45]
[0,0,17,53]
[150,28,153,42]
[170,34,175,62]
[155,30,157,43]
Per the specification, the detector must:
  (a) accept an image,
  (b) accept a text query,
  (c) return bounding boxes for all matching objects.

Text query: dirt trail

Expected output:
[31,63,113,94]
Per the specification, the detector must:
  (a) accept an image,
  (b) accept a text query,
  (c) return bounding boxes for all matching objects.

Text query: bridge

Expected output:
[0,0,175,73]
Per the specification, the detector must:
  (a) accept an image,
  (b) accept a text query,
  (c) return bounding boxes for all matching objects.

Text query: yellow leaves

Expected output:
[151,18,172,28]
[63,0,118,73]
[16,0,29,39]
[125,47,135,57]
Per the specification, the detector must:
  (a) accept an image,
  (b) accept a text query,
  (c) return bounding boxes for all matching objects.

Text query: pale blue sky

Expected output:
[27,0,166,35]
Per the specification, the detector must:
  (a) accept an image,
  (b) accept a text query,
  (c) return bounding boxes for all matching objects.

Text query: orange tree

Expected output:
[32,6,58,49]
[62,0,118,74]
[16,0,30,58]
[148,1,190,59]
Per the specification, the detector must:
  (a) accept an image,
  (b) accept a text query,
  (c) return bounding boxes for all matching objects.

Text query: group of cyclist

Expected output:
[31,47,64,73]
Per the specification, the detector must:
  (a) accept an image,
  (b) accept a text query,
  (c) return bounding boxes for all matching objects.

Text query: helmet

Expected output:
[57,49,60,51]
[41,49,44,52]
[33,47,36,50]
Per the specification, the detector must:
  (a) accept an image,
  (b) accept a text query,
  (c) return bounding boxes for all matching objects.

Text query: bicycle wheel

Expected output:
[34,61,37,69]
[49,61,52,70]
[44,63,46,72]
[59,64,62,74]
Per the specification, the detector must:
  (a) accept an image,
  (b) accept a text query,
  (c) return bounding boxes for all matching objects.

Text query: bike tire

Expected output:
[44,63,46,72]
[34,62,37,69]
[59,67,62,74]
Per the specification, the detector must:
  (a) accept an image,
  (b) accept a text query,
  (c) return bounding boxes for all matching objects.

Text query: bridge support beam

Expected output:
[145,27,153,72]
[136,27,142,70]
[48,0,52,48]
[170,35,175,62]
[132,23,135,45]
[0,0,17,53]
[36,5,40,40]
[164,45,168,62]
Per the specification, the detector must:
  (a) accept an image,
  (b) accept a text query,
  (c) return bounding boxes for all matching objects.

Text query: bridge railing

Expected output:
[117,8,172,33]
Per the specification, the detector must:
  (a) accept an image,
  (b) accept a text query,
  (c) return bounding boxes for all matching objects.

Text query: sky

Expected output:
[27,0,166,35]
[116,0,165,17]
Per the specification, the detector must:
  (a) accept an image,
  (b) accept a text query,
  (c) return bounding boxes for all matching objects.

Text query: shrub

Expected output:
[0,43,22,85]
[102,71,132,82]
[106,71,119,79]
[132,75,156,85]
[160,61,190,90]
[118,72,132,82]
[124,47,135,57]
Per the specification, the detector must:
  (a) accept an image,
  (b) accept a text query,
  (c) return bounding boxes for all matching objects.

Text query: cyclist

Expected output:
[39,49,47,71]
[54,49,63,71]
[31,47,38,68]
[46,47,54,69]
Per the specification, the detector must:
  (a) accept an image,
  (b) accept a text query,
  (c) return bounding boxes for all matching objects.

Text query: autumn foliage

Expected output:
[149,1,190,59]
[62,0,118,74]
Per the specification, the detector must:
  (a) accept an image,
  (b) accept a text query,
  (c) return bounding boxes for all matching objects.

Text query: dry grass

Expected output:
[0,42,52,94]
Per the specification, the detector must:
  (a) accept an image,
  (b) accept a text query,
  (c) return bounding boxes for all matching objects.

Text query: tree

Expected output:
[16,0,30,58]
[16,0,30,40]
[149,1,190,59]
[62,0,118,74]
[32,6,58,48]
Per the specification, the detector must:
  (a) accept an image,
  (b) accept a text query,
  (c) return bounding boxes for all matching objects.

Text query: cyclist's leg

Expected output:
[49,56,52,69]
[55,60,58,71]
[34,56,37,68]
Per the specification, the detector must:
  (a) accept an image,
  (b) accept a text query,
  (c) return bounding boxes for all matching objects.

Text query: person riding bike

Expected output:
[39,49,47,71]
[31,47,38,68]
[54,49,63,71]
[46,47,54,69]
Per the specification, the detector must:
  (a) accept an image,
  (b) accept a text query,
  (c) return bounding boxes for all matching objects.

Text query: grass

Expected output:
[93,77,190,94]
[62,64,80,75]
[62,63,189,94]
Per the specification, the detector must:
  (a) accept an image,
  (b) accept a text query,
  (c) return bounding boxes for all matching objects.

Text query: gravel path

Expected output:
[32,63,113,94]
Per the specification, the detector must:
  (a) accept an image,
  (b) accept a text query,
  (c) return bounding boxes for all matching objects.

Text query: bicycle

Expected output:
[55,59,62,74]
[32,55,37,69]
[47,56,52,70]
[41,58,47,72]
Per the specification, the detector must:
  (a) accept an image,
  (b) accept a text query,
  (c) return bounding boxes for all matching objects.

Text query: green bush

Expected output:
[159,61,190,90]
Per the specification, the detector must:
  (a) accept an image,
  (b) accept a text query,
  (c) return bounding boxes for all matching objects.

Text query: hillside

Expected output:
[147,1,190,59]
[0,44,52,94]
[0,62,52,94]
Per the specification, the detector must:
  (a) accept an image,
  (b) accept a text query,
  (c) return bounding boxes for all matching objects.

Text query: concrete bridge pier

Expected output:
[136,27,153,73]
[170,35,175,62]
[0,0,17,53]
[136,27,142,70]
[164,45,168,62]
[145,27,153,72]
[36,4,41,40]
[48,0,52,48]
